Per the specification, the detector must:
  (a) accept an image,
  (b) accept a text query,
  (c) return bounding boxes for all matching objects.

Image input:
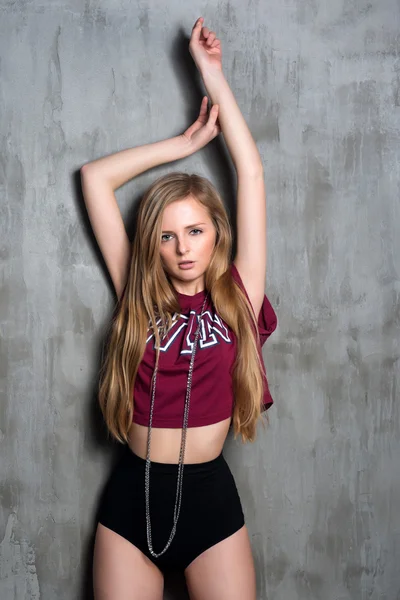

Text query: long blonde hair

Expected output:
[98,172,268,444]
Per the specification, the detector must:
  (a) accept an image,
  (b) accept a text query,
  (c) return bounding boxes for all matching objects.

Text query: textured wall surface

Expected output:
[1,1,399,599]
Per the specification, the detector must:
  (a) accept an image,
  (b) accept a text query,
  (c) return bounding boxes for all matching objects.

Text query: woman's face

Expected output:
[159,195,217,294]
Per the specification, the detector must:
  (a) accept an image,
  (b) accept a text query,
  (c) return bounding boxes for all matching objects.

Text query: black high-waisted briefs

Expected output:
[97,445,245,573]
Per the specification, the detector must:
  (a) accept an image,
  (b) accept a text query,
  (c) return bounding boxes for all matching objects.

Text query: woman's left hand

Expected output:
[189,17,223,74]
[181,96,221,153]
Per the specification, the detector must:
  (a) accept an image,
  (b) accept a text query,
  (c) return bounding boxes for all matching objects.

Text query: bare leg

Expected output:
[93,523,164,600]
[184,525,256,600]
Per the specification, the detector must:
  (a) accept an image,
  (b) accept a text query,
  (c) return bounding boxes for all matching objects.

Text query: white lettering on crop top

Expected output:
[146,309,233,354]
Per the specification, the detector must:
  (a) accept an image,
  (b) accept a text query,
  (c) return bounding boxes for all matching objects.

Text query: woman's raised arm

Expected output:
[189,17,267,318]
[80,98,221,300]
[80,135,190,300]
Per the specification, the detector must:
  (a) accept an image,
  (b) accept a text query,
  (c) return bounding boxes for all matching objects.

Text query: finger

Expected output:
[192,16,203,29]
[207,104,219,126]
[206,32,216,45]
[191,17,204,41]
[198,96,209,117]
[212,123,222,139]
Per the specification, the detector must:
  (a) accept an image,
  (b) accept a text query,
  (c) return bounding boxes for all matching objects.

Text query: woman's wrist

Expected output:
[200,67,225,85]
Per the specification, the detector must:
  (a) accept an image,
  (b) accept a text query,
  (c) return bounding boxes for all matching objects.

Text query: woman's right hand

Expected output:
[181,96,221,153]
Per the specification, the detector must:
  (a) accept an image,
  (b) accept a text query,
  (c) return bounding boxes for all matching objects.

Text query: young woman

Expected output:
[81,17,277,600]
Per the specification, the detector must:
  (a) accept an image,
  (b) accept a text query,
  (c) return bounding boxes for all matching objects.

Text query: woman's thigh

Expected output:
[184,524,256,600]
[93,523,164,600]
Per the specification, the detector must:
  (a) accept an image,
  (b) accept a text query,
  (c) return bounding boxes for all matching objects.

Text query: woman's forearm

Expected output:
[200,69,263,177]
[81,134,192,190]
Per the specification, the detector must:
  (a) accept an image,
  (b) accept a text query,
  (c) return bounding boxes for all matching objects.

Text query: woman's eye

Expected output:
[161,229,202,242]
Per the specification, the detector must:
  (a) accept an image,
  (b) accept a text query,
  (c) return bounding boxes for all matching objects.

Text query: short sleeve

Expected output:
[230,262,277,347]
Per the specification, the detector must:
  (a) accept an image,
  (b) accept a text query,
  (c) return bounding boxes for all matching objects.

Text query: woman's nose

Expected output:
[176,237,189,254]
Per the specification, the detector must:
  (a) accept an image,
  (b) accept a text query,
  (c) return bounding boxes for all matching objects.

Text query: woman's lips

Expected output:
[178,261,195,270]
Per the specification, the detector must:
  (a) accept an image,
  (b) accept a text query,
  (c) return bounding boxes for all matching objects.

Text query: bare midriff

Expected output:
[127,416,232,464]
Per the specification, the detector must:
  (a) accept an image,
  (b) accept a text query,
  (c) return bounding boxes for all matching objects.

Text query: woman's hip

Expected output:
[97,444,244,527]
[96,445,245,571]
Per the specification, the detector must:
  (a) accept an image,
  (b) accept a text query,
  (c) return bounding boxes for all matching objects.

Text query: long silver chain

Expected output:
[145,292,209,558]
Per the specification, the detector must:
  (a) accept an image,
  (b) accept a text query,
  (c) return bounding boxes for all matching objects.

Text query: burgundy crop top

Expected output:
[132,262,278,428]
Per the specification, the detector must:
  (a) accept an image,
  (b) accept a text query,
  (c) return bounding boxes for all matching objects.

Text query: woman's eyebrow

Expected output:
[162,222,207,233]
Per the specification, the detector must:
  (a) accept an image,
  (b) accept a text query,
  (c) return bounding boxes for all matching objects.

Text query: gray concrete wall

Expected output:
[1,1,399,599]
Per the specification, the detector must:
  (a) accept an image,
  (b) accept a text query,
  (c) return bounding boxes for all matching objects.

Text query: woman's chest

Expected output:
[143,308,237,368]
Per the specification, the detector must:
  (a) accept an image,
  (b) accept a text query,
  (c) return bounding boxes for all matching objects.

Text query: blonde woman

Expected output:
[81,17,277,600]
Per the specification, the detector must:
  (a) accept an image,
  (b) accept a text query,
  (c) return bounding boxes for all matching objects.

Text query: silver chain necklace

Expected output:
[145,292,209,558]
